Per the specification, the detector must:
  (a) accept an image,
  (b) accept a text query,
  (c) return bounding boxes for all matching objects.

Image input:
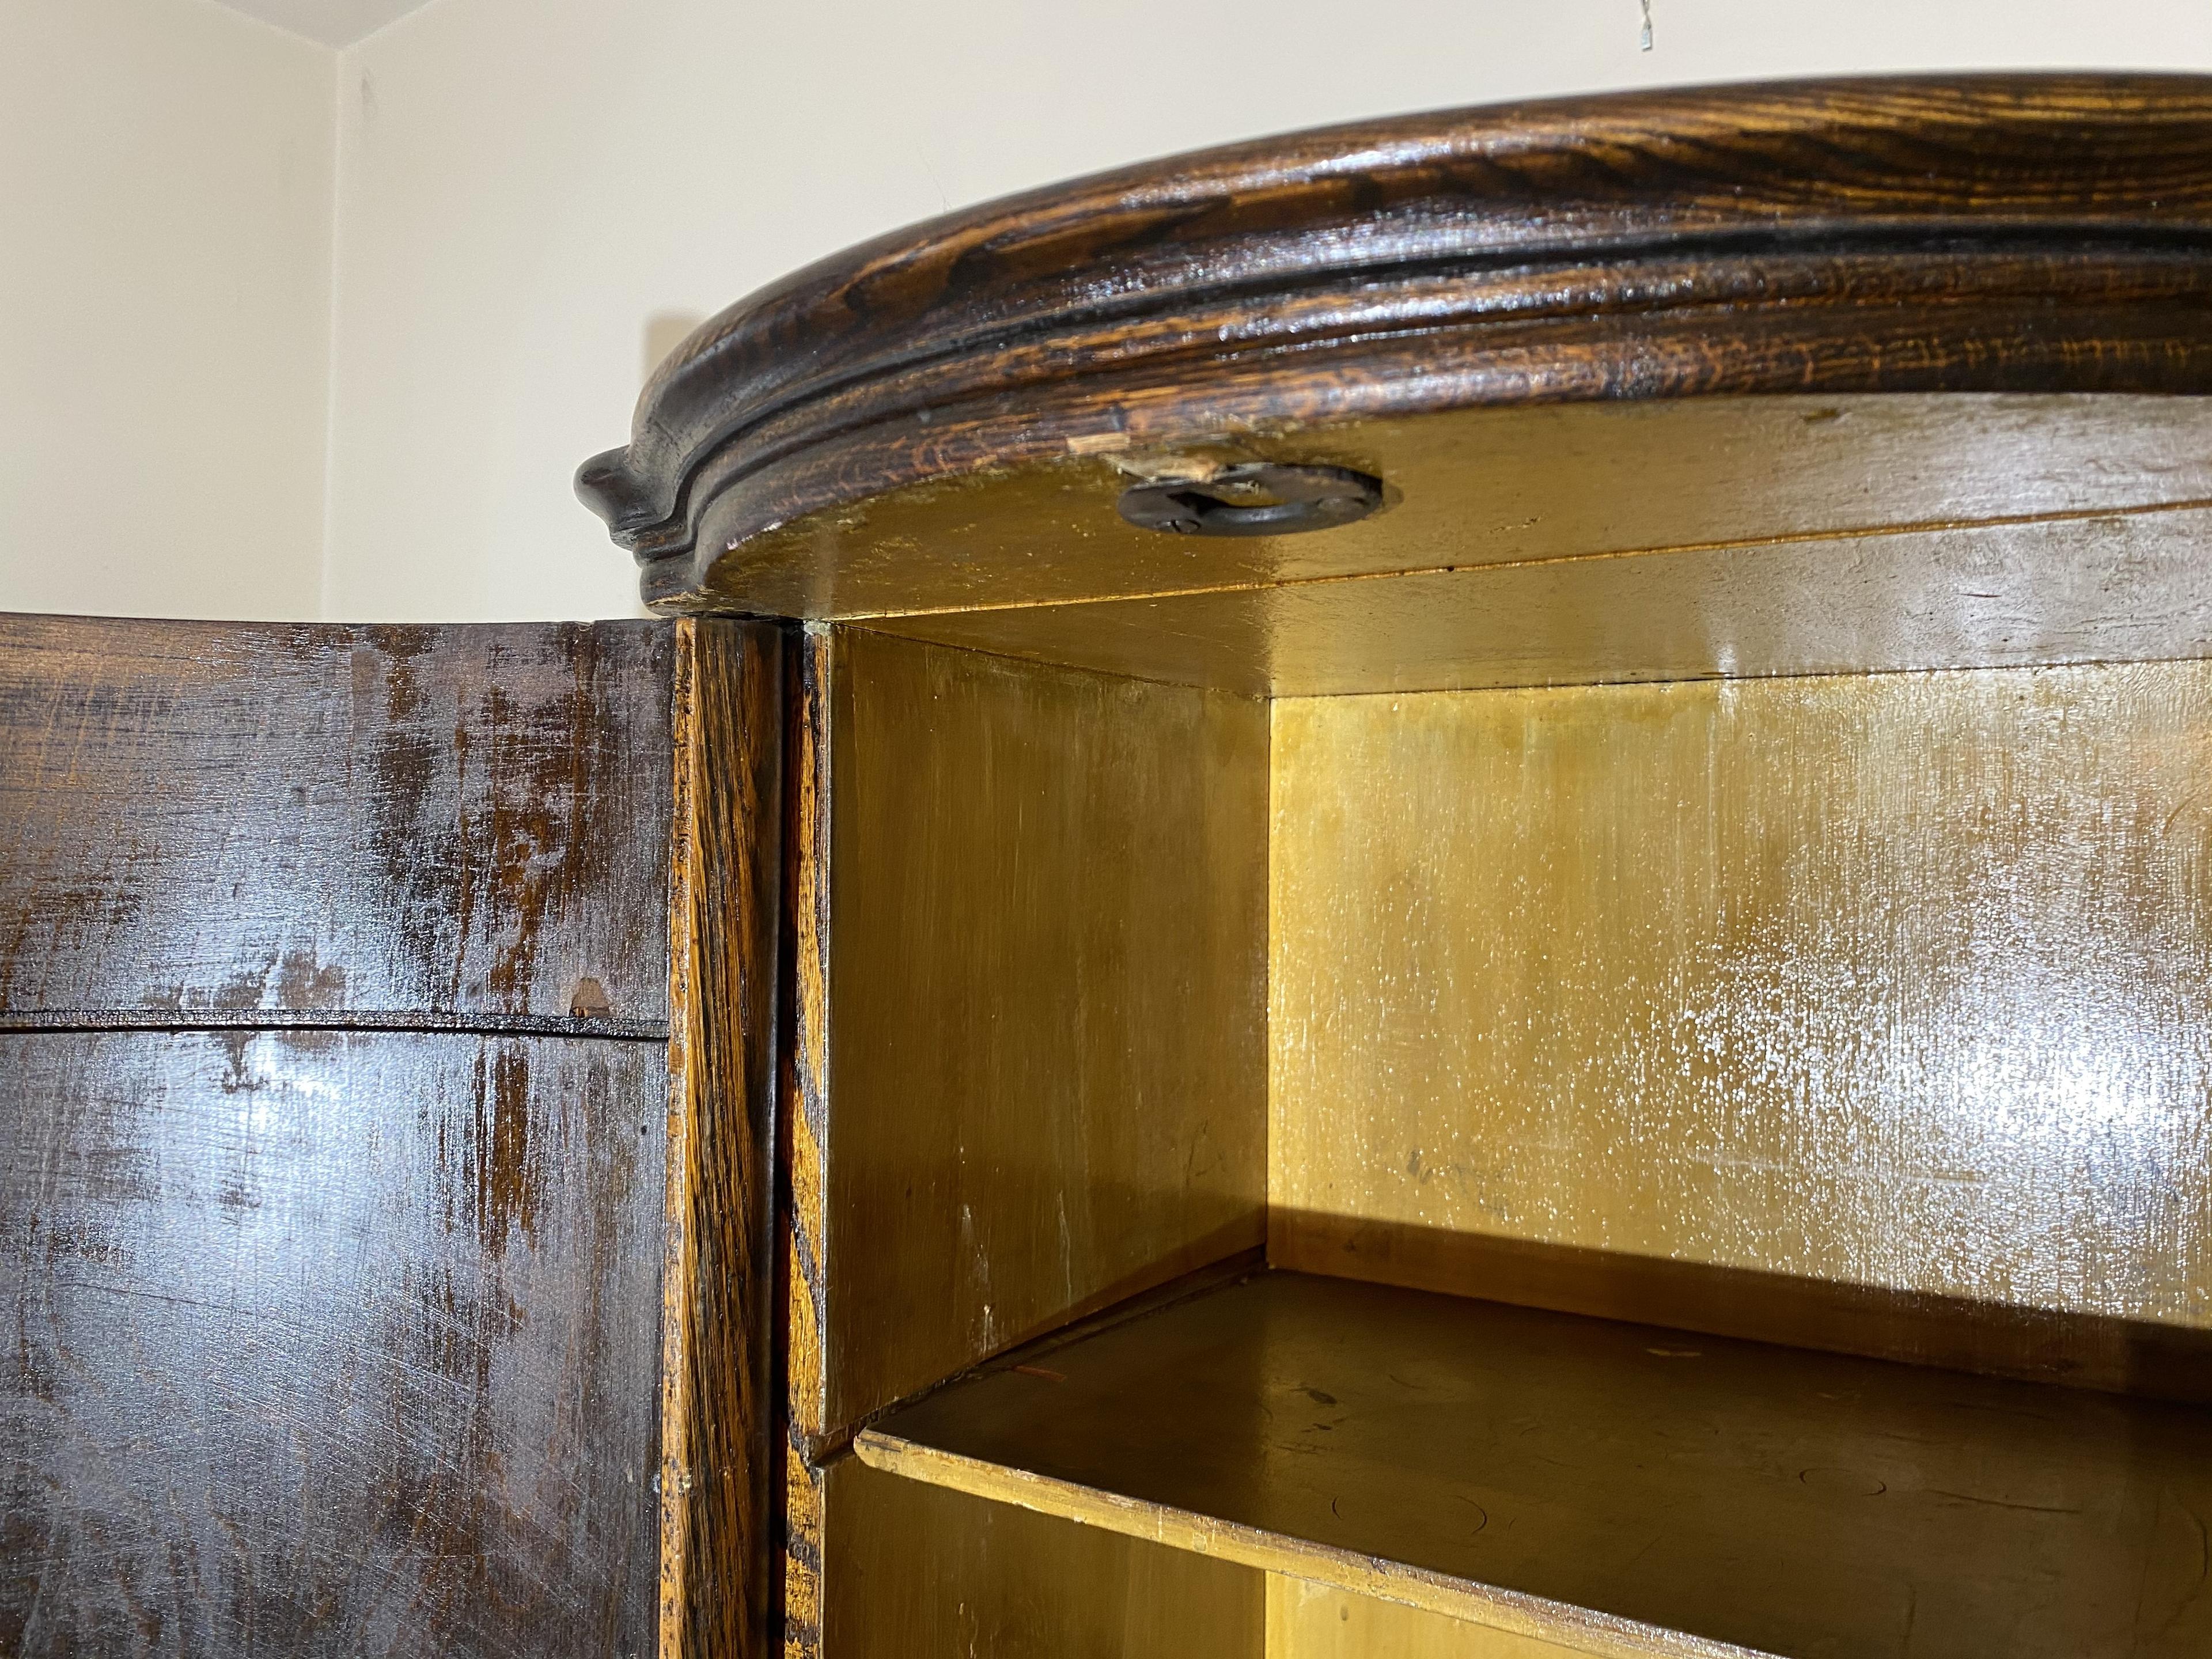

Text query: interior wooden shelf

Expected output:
[856,1268,2212,1659]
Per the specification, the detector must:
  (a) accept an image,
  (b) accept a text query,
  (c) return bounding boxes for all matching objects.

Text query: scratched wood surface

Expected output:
[805,628,1268,1438]
[1268,665,2212,1359]
[816,1455,1262,1658]
[860,1268,2212,1659]
[0,615,673,1030]
[1,1030,666,1658]
[571,77,2212,613]
[1,615,687,1659]
[660,619,784,1659]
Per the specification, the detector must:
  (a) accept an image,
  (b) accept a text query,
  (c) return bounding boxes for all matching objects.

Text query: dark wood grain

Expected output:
[861,1268,2212,1659]
[2,615,696,1658]
[660,618,784,1659]
[571,75,2212,611]
[0,615,673,1030]
[1,1030,665,1658]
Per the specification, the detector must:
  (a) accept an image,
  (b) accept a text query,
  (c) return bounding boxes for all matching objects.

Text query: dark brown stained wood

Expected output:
[1,1030,665,1658]
[573,77,2212,613]
[0,615,673,1030]
[816,1454,1264,1658]
[660,618,784,1659]
[859,1270,2212,1659]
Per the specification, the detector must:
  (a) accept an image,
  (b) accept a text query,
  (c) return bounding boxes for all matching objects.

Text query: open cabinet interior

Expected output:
[768,397,2212,1659]
[557,78,2212,1658]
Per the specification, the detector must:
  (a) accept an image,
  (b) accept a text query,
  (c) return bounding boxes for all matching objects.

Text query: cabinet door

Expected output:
[0,615,781,1659]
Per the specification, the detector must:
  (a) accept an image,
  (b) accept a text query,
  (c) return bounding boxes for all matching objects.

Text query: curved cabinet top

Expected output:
[577,74,2212,614]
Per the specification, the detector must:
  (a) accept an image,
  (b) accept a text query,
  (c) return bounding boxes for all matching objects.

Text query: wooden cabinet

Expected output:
[12,73,2212,1659]
[576,74,2212,1659]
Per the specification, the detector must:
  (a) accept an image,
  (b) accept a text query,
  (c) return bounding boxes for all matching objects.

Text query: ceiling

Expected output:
[213,0,436,47]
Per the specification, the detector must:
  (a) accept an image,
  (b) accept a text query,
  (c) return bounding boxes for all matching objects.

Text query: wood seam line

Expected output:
[830,492,2212,622]
[0,1010,668,1040]
[849,1433,1772,1659]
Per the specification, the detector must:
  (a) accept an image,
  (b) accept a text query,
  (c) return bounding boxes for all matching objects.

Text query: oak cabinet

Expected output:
[579,74,2212,1659]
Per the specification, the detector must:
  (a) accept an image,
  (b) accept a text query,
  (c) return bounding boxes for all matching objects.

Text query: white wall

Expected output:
[323,0,2212,623]
[12,2,2212,624]
[0,0,334,620]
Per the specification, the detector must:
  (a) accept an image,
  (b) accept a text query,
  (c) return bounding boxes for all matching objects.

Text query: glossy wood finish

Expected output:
[859,1268,2212,1659]
[661,619,784,1659]
[2,1030,665,1657]
[817,1456,1262,1658]
[1268,665,2212,1352]
[0,616,673,1030]
[798,628,1268,1442]
[0,615,719,1659]
[574,78,2212,616]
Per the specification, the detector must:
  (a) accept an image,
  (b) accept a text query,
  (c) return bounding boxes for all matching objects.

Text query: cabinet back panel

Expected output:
[805,630,1268,1438]
[1270,662,2212,1352]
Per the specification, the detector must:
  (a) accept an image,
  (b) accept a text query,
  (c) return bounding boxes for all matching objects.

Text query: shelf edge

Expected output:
[850,1430,1776,1659]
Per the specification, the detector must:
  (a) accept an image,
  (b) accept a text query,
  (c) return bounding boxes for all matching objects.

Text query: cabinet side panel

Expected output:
[0,615,673,1028]
[820,628,1268,1432]
[0,1031,665,1658]
[1270,663,2212,1385]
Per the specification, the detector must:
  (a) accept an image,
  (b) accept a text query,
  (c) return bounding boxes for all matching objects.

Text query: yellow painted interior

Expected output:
[819,628,1270,1431]
[1266,1577,1606,1659]
[815,628,2212,1656]
[1268,662,2212,1330]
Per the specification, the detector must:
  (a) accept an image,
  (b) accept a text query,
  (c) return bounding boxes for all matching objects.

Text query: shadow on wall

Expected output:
[643,310,707,389]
